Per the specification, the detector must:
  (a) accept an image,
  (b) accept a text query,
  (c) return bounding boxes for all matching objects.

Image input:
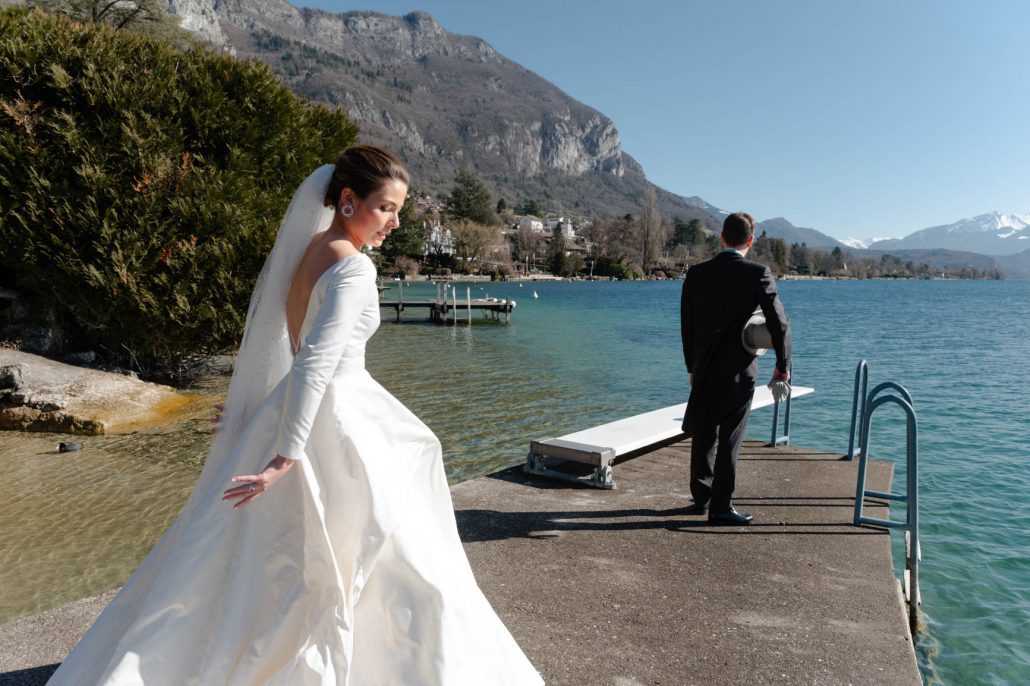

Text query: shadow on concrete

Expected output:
[456,506,886,542]
[0,664,58,686]
[740,451,849,460]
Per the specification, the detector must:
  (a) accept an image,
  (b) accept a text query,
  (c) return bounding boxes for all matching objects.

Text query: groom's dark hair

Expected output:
[324,145,409,208]
[722,212,756,248]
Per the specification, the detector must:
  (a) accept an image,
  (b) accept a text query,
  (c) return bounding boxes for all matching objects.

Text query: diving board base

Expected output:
[524,448,618,489]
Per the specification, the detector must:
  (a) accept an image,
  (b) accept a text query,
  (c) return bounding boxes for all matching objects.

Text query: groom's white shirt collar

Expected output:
[722,248,745,257]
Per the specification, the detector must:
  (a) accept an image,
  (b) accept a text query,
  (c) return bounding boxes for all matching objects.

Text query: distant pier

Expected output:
[380,283,515,324]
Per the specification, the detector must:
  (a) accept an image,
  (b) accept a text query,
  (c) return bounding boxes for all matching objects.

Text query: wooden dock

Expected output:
[380,284,515,324]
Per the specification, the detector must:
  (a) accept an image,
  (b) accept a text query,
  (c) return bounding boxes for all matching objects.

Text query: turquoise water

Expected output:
[367,278,1030,686]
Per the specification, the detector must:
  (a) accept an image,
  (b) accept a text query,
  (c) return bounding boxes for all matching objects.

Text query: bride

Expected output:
[48,146,545,685]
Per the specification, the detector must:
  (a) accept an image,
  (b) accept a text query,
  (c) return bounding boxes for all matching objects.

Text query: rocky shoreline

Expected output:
[0,349,193,435]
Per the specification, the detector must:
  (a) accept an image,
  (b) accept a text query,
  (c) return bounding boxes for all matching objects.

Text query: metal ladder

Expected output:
[849,360,921,631]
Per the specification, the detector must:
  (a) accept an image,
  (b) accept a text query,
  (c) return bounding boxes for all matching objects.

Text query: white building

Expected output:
[425,220,454,256]
[518,215,544,233]
[546,216,575,240]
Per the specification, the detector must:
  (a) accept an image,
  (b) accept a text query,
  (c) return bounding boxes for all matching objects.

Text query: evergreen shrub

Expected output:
[0,8,357,377]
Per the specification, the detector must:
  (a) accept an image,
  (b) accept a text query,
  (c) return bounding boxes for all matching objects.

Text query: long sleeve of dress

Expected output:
[273,257,375,461]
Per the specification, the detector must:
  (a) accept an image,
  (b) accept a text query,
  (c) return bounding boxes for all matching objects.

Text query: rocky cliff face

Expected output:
[166,0,226,45]
[169,0,715,224]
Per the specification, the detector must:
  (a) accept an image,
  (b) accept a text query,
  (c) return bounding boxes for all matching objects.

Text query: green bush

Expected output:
[0,8,357,378]
[592,256,637,280]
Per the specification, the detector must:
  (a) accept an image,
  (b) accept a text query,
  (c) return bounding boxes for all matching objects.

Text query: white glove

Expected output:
[768,379,791,403]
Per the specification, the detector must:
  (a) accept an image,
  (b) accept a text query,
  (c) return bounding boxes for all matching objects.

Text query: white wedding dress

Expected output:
[48,169,544,685]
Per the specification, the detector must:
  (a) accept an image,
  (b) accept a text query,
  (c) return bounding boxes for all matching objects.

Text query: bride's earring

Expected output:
[340,203,354,218]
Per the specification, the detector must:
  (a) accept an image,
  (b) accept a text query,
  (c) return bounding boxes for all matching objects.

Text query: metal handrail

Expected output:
[847,361,916,461]
[852,386,920,631]
[769,367,793,447]
[846,360,868,460]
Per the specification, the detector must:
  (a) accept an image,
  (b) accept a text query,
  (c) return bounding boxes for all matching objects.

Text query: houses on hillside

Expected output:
[409,202,593,274]
[517,214,575,240]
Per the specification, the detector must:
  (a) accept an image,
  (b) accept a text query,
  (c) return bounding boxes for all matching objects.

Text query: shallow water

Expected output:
[0,396,212,625]
[1,278,1027,684]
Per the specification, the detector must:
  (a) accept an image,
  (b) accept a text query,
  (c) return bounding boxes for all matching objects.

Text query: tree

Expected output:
[562,253,585,277]
[831,246,846,269]
[581,215,637,264]
[516,198,542,216]
[514,225,543,271]
[496,198,507,213]
[790,243,813,274]
[450,219,497,272]
[549,226,567,276]
[381,197,425,261]
[770,238,789,273]
[445,167,495,225]
[637,185,665,273]
[0,7,357,377]
[672,216,705,247]
[29,0,193,46]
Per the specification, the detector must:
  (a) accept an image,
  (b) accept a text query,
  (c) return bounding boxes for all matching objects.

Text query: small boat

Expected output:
[532,291,539,299]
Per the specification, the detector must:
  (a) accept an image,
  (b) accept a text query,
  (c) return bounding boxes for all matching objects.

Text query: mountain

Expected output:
[683,197,846,248]
[870,212,1030,256]
[997,248,1030,279]
[682,196,729,222]
[755,217,847,250]
[167,0,1020,270]
[165,1,719,229]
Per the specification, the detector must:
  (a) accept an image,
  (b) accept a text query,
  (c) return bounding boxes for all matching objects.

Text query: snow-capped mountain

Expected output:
[841,236,895,249]
[870,212,1030,256]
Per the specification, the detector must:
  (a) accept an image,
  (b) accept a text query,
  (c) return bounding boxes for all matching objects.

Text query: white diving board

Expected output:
[525,385,814,489]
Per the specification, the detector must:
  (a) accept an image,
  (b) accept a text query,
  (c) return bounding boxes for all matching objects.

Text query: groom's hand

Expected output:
[772,368,790,382]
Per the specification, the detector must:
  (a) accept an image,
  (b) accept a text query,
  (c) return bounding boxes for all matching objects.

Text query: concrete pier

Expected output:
[0,440,920,685]
[457,440,921,685]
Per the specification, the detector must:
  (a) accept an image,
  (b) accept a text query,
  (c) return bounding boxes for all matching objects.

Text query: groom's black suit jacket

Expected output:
[680,251,791,433]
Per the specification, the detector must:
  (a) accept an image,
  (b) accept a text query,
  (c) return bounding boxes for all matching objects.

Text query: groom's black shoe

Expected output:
[689,503,708,515]
[708,508,753,525]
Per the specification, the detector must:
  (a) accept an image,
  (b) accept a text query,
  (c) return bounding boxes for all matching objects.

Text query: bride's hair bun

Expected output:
[324,145,409,208]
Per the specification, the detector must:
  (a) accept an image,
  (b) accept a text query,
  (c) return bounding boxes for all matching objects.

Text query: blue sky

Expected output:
[300,1,1030,240]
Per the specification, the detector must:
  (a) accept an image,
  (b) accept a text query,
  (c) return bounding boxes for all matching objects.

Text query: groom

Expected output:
[680,211,792,525]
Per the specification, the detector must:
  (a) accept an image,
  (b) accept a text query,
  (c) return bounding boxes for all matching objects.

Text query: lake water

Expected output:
[2,278,1027,684]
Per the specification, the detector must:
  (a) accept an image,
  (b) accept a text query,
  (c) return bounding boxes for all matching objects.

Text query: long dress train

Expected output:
[47,252,544,685]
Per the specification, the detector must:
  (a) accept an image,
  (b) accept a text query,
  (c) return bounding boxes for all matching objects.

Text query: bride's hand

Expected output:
[222,455,296,509]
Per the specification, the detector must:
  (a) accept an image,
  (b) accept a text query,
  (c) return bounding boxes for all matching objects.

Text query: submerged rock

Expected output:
[0,349,191,435]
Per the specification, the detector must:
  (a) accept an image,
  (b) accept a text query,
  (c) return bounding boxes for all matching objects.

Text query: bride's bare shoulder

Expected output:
[325,236,361,262]
[297,233,361,279]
